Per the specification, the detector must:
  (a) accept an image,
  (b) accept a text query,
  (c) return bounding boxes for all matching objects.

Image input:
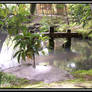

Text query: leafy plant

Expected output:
[13,29,48,68]
[0,4,49,68]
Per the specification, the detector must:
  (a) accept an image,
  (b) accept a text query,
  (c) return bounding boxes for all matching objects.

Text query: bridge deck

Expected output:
[42,32,82,38]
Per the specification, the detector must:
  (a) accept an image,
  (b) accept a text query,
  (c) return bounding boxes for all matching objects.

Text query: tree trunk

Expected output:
[41,4,44,15]
[30,4,36,15]
[33,54,36,68]
[64,4,69,25]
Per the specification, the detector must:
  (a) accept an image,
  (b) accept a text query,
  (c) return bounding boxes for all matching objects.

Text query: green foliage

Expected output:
[56,4,64,9]
[13,29,48,63]
[40,24,49,32]
[71,69,92,79]
[0,72,29,88]
[0,4,30,35]
[69,4,92,27]
[75,27,92,38]
[0,4,49,64]
[39,16,51,32]
[88,34,92,38]
[57,24,70,32]
[84,20,92,29]
[39,16,63,32]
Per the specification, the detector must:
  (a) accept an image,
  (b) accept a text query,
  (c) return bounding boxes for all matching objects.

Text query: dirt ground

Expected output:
[3,63,74,84]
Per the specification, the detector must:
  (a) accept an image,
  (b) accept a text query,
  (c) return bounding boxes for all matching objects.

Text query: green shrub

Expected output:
[0,72,29,88]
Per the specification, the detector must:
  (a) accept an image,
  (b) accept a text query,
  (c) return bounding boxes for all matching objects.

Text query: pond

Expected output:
[0,32,92,73]
[36,38,92,72]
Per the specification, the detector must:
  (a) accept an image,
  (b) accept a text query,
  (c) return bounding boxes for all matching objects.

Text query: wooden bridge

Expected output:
[43,31,82,38]
[41,26,80,51]
[29,25,83,38]
[30,25,90,51]
[42,26,91,51]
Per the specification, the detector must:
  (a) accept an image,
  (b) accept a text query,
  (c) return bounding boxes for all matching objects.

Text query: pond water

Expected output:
[0,33,92,73]
[44,38,92,72]
[34,38,92,73]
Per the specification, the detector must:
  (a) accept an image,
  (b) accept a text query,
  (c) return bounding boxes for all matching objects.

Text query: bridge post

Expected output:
[49,26,54,51]
[49,26,54,65]
[66,29,71,51]
[67,29,71,34]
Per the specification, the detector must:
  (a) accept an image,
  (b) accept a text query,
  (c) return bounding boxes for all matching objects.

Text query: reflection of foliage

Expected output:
[71,39,92,71]
[75,60,92,70]
[52,39,92,72]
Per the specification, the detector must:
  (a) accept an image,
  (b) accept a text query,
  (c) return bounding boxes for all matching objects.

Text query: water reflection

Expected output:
[36,38,92,72]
